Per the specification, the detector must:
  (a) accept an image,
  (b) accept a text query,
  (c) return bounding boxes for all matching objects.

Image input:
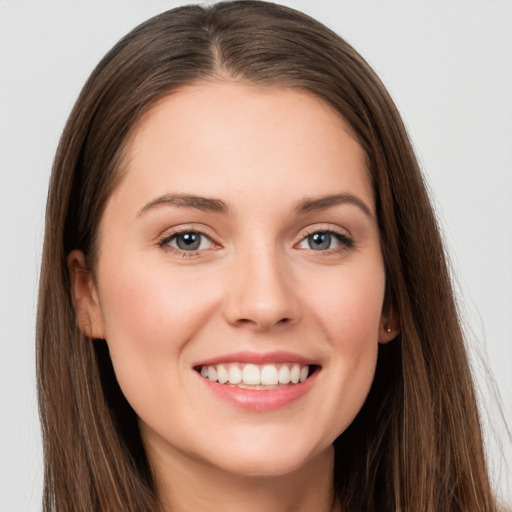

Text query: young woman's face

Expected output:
[74,82,394,478]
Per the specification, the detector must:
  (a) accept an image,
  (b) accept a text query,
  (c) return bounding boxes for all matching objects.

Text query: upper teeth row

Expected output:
[199,363,309,386]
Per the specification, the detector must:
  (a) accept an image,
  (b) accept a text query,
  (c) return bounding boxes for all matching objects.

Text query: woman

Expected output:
[37,1,499,510]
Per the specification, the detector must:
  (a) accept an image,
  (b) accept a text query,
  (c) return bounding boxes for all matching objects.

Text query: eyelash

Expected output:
[298,228,354,253]
[158,228,215,258]
[157,227,354,258]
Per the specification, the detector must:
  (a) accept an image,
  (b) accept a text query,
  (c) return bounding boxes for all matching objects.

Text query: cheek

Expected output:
[302,262,385,434]
[100,256,210,333]
[95,258,217,381]
[95,259,225,428]
[309,264,386,349]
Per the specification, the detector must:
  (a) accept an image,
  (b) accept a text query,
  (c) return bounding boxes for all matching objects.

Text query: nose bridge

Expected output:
[223,239,299,330]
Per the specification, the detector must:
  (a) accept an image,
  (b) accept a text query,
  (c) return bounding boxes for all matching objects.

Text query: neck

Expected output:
[147,442,338,512]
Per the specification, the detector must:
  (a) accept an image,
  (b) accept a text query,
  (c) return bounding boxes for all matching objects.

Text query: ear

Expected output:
[378,294,400,344]
[67,250,106,339]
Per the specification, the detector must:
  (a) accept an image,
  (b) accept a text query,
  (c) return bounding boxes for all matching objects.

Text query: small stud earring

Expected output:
[385,327,392,333]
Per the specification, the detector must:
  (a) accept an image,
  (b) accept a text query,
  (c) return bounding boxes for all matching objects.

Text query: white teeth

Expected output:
[290,364,301,384]
[242,364,261,385]
[199,362,312,387]
[217,364,229,384]
[228,365,242,384]
[207,366,217,382]
[260,364,279,385]
[278,365,291,384]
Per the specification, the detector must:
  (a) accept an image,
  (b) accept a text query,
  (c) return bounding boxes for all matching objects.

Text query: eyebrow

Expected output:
[137,192,373,219]
[137,194,228,217]
[294,193,374,218]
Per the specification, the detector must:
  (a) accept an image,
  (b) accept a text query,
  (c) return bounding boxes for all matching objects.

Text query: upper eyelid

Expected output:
[298,223,351,239]
[297,229,352,244]
[160,229,216,247]
[158,224,218,241]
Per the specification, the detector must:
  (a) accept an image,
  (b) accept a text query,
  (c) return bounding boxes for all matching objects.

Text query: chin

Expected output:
[201,436,332,479]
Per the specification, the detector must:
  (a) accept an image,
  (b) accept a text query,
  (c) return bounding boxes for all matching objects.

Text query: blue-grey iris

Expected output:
[308,232,331,250]
[176,232,201,250]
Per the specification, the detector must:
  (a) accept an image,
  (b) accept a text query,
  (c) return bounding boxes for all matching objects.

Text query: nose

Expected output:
[222,245,301,332]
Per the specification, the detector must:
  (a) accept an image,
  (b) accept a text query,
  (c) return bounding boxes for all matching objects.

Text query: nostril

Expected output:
[235,316,291,328]
[236,318,255,326]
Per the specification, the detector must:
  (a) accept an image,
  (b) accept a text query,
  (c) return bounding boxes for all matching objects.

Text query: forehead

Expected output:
[112,81,373,216]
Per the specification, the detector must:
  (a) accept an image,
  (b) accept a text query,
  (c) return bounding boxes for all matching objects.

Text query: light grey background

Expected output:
[1,1,510,510]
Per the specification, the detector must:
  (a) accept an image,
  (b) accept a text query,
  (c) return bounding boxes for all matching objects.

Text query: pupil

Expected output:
[177,233,200,250]
[309,232,330,250]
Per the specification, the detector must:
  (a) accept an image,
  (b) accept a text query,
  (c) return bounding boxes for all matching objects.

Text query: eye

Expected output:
[160,231,214,252]
[297,230,353,251]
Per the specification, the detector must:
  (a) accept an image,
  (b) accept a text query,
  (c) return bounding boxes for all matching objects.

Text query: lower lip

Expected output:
[198,371,318,411]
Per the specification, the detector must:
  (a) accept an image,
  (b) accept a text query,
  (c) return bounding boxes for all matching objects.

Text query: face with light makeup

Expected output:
[69,81,397,479]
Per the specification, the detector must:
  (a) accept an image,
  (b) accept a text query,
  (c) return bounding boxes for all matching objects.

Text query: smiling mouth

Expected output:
[195,362,318,389]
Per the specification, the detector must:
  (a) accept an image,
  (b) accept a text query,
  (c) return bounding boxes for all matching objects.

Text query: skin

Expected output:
[69,81,397,512]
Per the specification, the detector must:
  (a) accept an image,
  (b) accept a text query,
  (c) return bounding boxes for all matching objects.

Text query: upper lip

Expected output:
[193,350,319,367]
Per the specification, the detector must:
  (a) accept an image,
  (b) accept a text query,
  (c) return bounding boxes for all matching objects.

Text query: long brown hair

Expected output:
[37,1,498,510]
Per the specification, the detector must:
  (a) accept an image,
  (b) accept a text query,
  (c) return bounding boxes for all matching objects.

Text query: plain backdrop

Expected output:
[1,1,511,510]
